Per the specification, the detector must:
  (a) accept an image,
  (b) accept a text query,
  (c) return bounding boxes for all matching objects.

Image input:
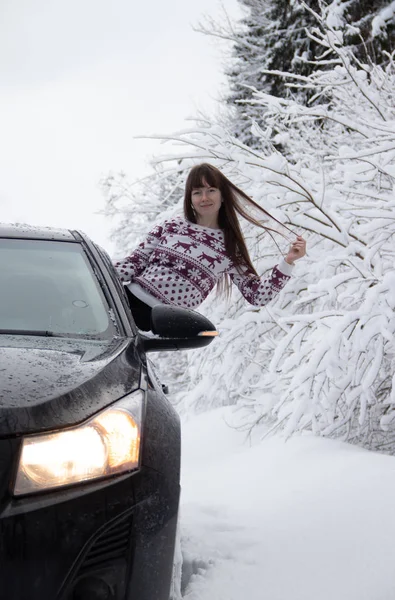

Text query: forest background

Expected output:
[103,0,395,454]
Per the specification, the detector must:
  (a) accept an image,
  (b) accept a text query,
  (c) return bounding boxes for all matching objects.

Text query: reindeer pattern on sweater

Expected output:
[113,216,293,308]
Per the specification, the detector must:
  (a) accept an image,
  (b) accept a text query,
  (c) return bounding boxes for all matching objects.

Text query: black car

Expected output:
[0,224,217,600]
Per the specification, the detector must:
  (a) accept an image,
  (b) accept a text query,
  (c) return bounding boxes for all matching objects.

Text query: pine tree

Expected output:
[344,0,395,63]
[223,0,395,147]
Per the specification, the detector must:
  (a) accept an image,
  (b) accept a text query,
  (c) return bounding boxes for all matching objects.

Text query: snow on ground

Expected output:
[179,406,395,600]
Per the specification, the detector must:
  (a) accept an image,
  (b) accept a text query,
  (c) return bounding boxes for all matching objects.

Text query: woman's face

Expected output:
[191,179,222,221]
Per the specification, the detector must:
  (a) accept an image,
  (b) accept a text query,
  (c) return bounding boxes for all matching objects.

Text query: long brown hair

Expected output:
[184,163,293,294]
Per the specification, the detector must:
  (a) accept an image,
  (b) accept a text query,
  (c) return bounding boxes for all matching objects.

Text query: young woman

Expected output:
[114,163,306,330]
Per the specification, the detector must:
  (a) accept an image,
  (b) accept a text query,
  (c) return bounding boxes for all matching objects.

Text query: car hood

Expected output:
[0,334,141,437]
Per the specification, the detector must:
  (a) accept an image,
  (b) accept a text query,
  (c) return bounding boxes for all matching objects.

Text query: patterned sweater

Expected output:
[113,216,293,309]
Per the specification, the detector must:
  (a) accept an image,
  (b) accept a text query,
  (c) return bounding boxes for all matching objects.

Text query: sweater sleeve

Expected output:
[228,258,294,307]
[113,222,165,284]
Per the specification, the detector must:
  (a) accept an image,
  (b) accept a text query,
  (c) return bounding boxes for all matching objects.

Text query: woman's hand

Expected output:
[285,236,306,265]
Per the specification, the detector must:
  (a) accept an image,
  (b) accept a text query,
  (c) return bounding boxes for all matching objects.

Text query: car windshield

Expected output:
[0,238,116,339]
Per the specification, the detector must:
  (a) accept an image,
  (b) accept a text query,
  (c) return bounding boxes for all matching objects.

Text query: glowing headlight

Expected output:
[14,390,144,496]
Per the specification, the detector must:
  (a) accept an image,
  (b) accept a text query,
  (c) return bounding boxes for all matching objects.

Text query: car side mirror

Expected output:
[140,305,218,352]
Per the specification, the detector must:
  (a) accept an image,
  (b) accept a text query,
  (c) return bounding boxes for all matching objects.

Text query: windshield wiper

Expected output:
[0,329,57,337]
[0,329,108,340]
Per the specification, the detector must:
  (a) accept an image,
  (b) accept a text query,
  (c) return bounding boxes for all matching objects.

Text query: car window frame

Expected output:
[73,232,137,338]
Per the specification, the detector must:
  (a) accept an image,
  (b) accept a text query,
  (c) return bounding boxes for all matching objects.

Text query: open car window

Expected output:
[0,239,117,339]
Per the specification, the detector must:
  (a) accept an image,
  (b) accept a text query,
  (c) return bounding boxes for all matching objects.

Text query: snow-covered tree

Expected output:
[199,0,395,147]
[346,0,395,62]
[198,0,322,147]
[230,1,320,107]
[105,2,395,452]
[101,164,185,256]
[138,10,395,453]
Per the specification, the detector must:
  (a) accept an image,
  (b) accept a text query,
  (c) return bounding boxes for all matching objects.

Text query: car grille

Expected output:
[79,513,133,574]
[58,513,134,599]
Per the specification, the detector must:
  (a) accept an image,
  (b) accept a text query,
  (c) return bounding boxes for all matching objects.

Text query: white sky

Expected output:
[0,0,241,254]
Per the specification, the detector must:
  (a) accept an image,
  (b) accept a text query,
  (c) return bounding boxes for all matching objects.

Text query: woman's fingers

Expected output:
[289,237,306,259]
[285,238,306,262]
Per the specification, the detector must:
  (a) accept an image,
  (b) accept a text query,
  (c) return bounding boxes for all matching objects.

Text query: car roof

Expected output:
[0,223,81,242]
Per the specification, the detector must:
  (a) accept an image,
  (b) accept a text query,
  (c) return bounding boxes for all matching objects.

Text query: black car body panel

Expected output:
[0,336,140,436]
[0,224,196,600]
[0,224,76,241]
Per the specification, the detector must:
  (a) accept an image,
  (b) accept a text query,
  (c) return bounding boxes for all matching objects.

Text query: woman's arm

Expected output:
[229,236,306,306]
[112,223,164,283]
[229,259,294,307]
